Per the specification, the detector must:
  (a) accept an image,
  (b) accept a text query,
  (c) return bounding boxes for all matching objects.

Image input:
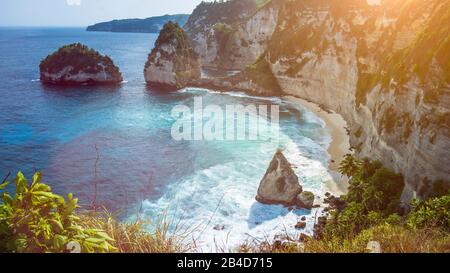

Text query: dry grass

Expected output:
[240,224,450,254]
[304,224,450,253]
[79,210,196,253]
[78,210,450,253]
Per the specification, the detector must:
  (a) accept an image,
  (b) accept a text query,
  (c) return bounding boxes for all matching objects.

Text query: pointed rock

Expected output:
[256,151,302,206]
[144,21,200,90]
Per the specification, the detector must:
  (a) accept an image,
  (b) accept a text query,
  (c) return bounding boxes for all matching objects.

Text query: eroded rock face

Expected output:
[40,43,122,86]
[265,0,450,202]
[144,21,201,90]
[183,0,259,69]
[256,151,303,206]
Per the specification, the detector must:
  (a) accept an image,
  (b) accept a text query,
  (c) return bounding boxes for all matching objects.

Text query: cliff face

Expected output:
[182,0,450,201]
[184,0,272,70]
[265,0,450,201]
[40,43,122,86]
[144,22,201,90]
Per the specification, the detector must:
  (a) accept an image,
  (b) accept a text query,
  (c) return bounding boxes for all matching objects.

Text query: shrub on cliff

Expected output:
[0,172,116,253]
[321,156,404,239]
[408,193,450,232]
[0,172,193,253]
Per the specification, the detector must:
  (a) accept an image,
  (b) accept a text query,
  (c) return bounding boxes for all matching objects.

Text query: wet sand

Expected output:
[284,96,352,196]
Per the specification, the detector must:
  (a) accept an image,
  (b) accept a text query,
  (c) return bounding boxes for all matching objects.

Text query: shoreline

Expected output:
[284,96,352,196]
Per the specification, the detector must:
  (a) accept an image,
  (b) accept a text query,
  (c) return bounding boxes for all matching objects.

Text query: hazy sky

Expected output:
[0,0,205,26]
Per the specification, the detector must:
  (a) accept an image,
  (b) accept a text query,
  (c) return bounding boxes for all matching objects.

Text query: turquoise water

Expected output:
[0,28,332,250]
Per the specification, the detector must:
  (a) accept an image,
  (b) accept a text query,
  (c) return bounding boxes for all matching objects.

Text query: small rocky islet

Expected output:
[39,43,123,86]
[144,21,201,90]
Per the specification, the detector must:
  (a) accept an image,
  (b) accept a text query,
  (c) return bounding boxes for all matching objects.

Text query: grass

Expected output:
[304,225,450,253]
[79,210,195,253]
[239,224,450,253]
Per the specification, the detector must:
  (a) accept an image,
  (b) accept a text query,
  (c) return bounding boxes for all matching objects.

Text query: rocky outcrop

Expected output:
[144,22,201,90]
[190,56,283,96]
[296,191,315,210]
[214,0,279,70]
[40,43,122,86]
[256,151,303,206]
[183,0,450,202]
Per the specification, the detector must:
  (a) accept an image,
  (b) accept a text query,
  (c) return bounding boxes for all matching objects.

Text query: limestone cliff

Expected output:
[40,43,122,86]
[184,0,277,70]
[181,0,450,201]
[144,22,200,90]
[264,0,450,201]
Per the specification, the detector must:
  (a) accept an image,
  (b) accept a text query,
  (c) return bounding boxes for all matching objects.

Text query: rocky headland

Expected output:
[40,43,123,86]
[87,14,190,33]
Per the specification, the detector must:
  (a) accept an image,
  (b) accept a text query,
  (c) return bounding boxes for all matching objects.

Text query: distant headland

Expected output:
[86,14,190,33]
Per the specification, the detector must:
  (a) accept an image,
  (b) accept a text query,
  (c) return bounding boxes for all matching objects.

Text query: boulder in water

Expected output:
[296,191,315,210]
[256,151,302,206]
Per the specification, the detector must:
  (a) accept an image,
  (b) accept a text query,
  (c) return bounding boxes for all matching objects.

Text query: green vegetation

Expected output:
[355,0,450,106]
[243,155,450,253]
[311,155,450,252]
[326,156,404,239]
[385,0,450,85]
[153,21,191,52]
[408,194,450,231]
[145,21,196,71]
[186,0,258,32]
[241,55,283,94]
[145,21,200,88]
[40,43,122,80]
[213,22,233,54]
[0,172,116,253]
[87,14,190,34]
[255,0,271,9]
[0,172,188,253]
[1,159,448,253]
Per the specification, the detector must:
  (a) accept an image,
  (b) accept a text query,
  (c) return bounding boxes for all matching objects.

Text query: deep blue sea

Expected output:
[0,27,332,250]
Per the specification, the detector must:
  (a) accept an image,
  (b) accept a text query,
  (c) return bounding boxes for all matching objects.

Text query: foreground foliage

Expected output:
[0,172,187,253]
[0,172,116,253]
[2,160,449,253]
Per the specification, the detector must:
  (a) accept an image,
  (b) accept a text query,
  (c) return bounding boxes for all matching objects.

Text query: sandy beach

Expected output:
[284,96,352,196]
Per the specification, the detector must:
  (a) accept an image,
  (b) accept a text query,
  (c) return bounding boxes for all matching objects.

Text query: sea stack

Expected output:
[144,21,201,90]
[39,43,123,86]
[256,151,303,206]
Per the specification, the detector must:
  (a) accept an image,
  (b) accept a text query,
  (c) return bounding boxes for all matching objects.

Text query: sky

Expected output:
[0,0,205,27]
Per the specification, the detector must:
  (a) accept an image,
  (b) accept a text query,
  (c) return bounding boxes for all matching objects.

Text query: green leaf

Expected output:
[32,172,42,186]
[15,172,28,194]
[0,181,9,190]
[96,231,115,241]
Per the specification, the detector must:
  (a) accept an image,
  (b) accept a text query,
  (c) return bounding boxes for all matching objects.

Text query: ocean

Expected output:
[0,27,333,251]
